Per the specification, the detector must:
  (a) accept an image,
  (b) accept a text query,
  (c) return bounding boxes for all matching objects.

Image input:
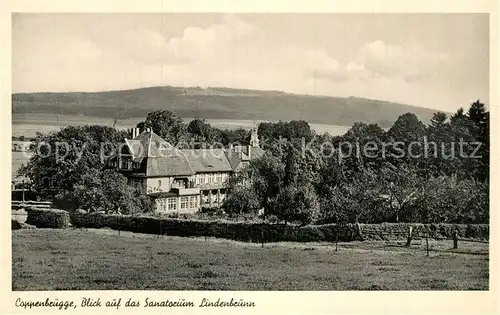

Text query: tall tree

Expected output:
[429,112,448,130]
[388,113,426,143]
[19,125,136,210]
[187,118,215,143]
[140,110,188,145]
[73,169,151,214]
[467,101,489,182]
[326,169,382,223]
[271,183,318,225]
[379,163,421,222]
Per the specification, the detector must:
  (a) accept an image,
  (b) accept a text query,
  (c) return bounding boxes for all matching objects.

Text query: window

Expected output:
[168,198,177,211]
[199,176,205,185]
[180,197,189,209]
[189,196,197,209]
[208,173,214,184]
[216,173,222,183]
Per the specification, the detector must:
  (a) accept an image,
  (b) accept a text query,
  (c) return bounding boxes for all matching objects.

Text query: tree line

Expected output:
[223,100,489,225]
[19,100,489,225]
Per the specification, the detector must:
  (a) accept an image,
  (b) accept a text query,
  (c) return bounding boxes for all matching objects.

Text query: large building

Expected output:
[107,127,263,214]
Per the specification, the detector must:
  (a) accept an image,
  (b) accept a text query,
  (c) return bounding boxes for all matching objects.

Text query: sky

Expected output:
[12,13,489,112]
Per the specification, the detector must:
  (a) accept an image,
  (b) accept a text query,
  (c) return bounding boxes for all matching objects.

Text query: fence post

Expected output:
[453,231,458,249]
[335,225,339,252]
[405,226,413,247]
[261,228,264,248]
[425,234,429,257]
[356,223,363,240]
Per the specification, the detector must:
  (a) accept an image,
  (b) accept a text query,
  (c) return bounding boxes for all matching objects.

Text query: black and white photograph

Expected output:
[6,2,496,306]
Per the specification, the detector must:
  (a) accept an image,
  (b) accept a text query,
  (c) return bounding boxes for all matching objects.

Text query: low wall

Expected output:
[71,212,489,243]
[359,223,489,240]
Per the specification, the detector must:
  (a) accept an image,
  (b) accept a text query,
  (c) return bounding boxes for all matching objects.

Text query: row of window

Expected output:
[109,158,140,170]
[196,173,227,185]
[157,196,198,212]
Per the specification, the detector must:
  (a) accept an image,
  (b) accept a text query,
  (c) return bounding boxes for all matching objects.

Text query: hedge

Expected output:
[12,220,22,230]
[12,220,37,230]
[71,212,489,243]
[26,208,70,229]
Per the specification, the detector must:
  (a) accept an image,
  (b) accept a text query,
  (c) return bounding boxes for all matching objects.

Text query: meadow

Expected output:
[12,229,489,291]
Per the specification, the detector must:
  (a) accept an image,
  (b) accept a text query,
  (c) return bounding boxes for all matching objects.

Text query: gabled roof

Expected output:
[125,130,194,177]
[181,149,233,173]
[146,154,195,177]
[224,146,265,171]
[225,151,245,170]
[249,147,265,159]
[117,129,265,176]
[124,131,177,161]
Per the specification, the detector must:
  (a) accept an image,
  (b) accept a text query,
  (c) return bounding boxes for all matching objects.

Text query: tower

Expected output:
[250,126,260,148]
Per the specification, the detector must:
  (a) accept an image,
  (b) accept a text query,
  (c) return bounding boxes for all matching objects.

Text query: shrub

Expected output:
[12,220,22,230]
[25,208,70,228]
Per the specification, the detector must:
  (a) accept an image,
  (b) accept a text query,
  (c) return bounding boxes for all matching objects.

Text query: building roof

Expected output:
[225,151,245,170]
[119,129,265,176]
[146,155,195,177]
[125,130,195,177]
[224,146,265,170]
[125,131,177,161]
[181,149,233,173]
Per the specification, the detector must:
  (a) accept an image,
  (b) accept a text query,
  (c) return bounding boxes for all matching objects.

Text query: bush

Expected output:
[12,220,22,230]
[25,208,70,228]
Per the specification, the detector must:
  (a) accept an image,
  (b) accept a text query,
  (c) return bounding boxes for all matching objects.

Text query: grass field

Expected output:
[12,229,488,291]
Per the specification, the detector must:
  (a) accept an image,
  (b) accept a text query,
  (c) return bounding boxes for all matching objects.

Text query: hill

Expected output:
[12,86,442,128]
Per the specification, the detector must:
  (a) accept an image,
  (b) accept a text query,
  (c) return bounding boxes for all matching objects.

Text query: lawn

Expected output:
[12,229,489,291]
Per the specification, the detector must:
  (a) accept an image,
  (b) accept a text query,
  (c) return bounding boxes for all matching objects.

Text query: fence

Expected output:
[12,200,52,210]
[71,212,489,256]
[358,225,489,256]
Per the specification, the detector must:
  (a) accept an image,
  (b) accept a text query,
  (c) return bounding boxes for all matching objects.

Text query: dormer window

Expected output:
[119,158,132,170]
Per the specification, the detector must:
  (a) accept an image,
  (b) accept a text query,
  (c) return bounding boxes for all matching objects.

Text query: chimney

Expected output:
[135,127,140,137]
[247,145,251,158]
